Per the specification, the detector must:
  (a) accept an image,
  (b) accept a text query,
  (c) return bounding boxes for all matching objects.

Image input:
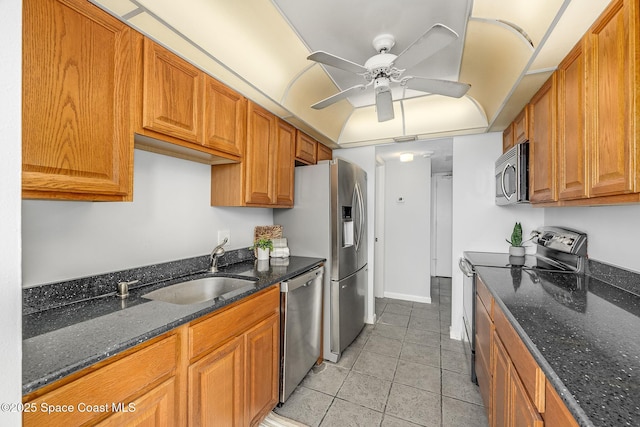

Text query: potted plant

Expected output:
[253,238,273,260]
[506,222,527,257]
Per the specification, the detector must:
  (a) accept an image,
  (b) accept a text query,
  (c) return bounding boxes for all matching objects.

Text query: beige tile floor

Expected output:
[274,277,490,427]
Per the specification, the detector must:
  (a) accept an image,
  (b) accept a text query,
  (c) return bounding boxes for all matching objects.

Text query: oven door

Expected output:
[459,257,477,383]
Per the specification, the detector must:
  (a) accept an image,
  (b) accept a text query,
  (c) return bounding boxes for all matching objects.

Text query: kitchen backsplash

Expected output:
[23,247,255,315]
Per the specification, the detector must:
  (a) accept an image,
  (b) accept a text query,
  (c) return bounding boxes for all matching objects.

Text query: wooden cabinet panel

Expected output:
[543,381,579,427]
[189,286,279,359]
[317,143,333,162]
[24,334,179,426]
[557,41,588,201]
[143,39,203,143]
[96,378,176,427]
[22,0,134,201]
[245,314,280,426]
[189,335,245,427]
[475,295,492,412]
[514,109,529,145]
[529,75,558,203]
[586,0,637,197]
[477,277,493,318]
[295,131,318,165]
[494,304,545,412]
[511,367,544,427]
[203,76,246,157]
[503,124,515,153]
[274,120,295,207]
[245,103,277,205]
[492,332,510,427]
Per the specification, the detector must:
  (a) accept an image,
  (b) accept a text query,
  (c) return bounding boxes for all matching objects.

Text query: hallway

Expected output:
[274,277,489,427]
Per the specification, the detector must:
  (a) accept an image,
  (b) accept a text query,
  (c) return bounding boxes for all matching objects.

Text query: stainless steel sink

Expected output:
[142,276,257,305]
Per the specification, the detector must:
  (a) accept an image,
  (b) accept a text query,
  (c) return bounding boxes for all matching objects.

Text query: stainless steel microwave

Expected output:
[495,141,529,205]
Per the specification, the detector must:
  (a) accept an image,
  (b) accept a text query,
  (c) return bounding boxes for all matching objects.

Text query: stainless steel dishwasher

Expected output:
[279,265,324,403]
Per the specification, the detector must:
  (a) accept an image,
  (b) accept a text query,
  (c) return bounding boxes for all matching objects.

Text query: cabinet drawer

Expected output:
[24,334,178,426]
[476,276,493,318]
[494,305,546,412]
[189,285,279,359]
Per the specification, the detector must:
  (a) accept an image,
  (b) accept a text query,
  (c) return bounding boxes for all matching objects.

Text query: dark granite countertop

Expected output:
[22,253,324,395]
[475,265,640,427]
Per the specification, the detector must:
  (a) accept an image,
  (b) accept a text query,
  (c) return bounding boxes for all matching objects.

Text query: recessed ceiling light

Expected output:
[400,153,414,162]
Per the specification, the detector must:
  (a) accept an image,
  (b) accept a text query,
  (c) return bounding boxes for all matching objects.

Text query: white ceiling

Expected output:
[92,0,611,170]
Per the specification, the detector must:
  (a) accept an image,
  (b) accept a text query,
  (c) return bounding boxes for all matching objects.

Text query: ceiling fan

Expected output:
[307,24,471,122]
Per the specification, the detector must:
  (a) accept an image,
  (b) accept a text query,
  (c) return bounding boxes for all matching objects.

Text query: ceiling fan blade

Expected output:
[394,24,459,70]
[376,90,394,122]
[404,77,470,98]
[311,84,368,109]
[307,51,368,74]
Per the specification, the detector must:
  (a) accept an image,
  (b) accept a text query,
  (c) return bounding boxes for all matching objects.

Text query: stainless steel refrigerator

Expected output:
[274,158,367,362]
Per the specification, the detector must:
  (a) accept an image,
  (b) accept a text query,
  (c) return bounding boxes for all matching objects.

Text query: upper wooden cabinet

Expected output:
[139,38,245,162]
[203,76,246,158]
[22,0,135,201]
[586,0,638,198]
[142,39,203,144]
[211,102,294,207]
[317,143,333,162]
[513,108,529,145]
[529,74,558,204]
[557,41,588,201]
[295,131,318,165]
[502,124,515,153]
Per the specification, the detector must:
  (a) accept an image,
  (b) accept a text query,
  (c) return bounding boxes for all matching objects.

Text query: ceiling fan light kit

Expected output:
[307,23,471,122]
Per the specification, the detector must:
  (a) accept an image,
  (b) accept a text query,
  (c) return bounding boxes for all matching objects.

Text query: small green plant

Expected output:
[506,222,524,247]
[252,238,273,251]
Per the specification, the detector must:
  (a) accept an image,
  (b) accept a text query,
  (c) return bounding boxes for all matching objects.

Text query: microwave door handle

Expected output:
[501,163,513,201]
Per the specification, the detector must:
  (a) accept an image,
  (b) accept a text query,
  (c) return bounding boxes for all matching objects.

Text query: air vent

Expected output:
[393,135,417,143]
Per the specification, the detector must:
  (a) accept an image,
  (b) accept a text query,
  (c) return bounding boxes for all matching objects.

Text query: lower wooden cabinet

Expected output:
[23,332,181,426]
[189,335,245,426]
[23,285,280,427]
[476,276,580,427]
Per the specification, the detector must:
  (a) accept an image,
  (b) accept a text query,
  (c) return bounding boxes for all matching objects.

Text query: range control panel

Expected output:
[532,227,588,256]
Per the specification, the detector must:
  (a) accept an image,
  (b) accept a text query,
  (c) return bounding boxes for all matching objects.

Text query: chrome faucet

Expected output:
[209,237,228,272]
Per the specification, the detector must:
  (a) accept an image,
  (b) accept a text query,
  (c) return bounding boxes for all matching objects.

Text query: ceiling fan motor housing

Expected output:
[374,76,391,94]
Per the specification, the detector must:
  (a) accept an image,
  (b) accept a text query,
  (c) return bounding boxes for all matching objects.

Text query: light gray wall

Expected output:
[450,132,544,339]
[545,205,640,272]
[22,150,273,286]
[383,157,432,302]
[0,0,23,422]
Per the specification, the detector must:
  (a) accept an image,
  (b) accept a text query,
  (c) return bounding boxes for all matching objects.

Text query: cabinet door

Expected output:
[557,41,588,200]
[503,124,515,153]
[544,381,579,427]
[96,378,176,427]
[245,314,280,426]
[295,131,318,165]
[245,103,276,205]
[475,295,492,410]
[511,369,544,427]
[317,144,333,162]
[529,75,558,203]
[514,109,529,145]
[143,39,203,144]
[492,332,510,427]
[22,0,134,201]
[189,335,245,427]
[586,0,637,196]
[274,120,295,207]
[203,76,246,158]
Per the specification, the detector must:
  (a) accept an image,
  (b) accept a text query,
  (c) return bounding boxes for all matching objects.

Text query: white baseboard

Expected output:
[367,313,377,324]
[383,291,432,304]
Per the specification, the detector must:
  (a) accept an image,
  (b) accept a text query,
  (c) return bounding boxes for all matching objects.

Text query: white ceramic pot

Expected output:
[257,247,270,260]
[509,246,526,257]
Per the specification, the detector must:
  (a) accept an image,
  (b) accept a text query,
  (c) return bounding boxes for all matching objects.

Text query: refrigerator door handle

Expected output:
[354,182,365,252]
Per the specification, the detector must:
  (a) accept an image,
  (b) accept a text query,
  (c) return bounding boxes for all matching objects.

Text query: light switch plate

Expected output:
[218,230,230,245]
